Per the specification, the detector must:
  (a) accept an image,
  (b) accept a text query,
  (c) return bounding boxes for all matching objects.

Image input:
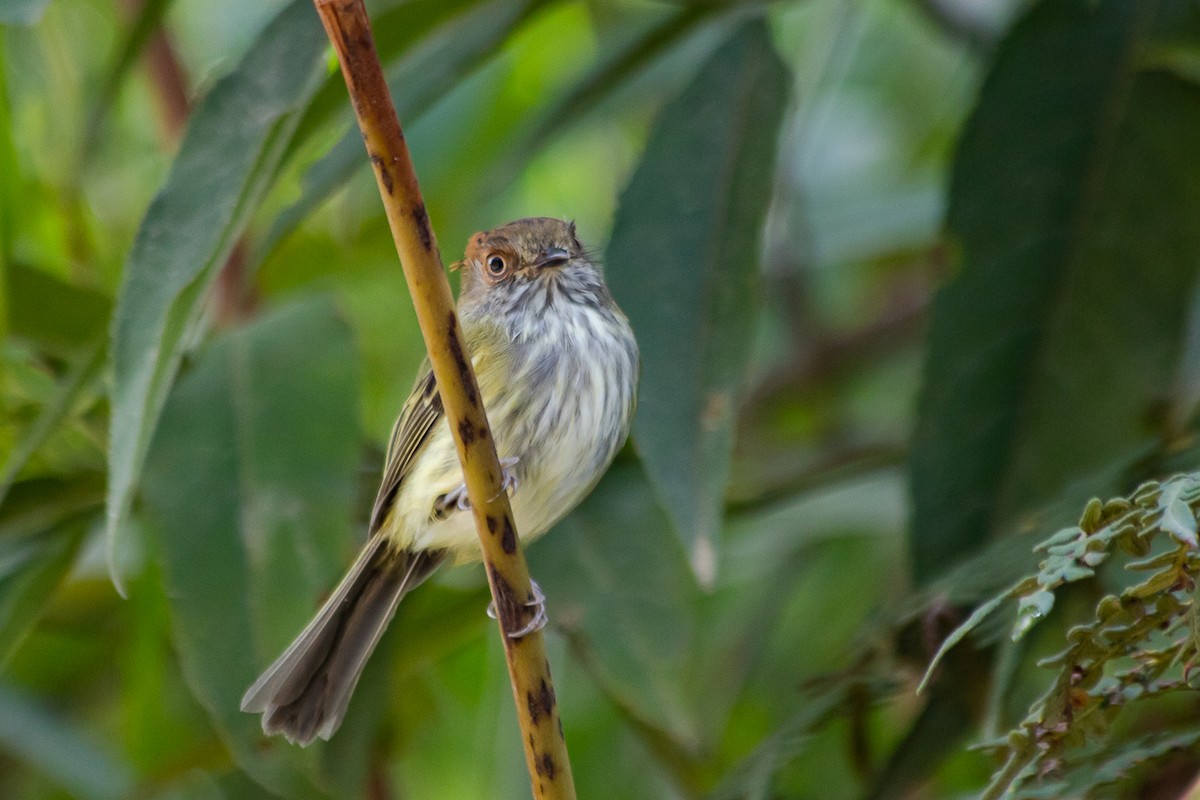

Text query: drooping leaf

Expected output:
[606,17,789,580]
[0,683,137,800]
[0,524,87,669]
[917,590,1009,693]
[106,0,329,590]
[257,0,541,262]
[141,296,361,798]
[909,0,1200,583]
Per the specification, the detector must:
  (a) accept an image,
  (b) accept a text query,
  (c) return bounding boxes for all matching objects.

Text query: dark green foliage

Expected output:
[106,0,329,589]
[141,297,361,797]
[607,18,789,575]
[910,0,1200,583]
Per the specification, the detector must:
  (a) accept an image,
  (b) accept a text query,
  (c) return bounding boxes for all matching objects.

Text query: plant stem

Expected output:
[310,2,576,797]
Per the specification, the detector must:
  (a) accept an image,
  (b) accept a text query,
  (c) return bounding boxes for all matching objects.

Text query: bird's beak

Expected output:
[534,247,570,269]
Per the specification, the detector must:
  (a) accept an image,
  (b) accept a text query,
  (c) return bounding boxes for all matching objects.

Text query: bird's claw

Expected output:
[486,579,547,639]
[491,456,520,502]
[436,457,520,516]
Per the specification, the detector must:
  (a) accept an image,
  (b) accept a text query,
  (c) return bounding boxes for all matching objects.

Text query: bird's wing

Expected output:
[368,361,443,535]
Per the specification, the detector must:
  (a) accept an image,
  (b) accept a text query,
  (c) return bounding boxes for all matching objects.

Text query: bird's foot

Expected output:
[487,579,548,639]
[435,457,520,516]
[491,456,521,502]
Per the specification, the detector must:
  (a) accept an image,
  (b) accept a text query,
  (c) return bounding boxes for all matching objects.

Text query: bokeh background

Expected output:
[4,0,1200,797]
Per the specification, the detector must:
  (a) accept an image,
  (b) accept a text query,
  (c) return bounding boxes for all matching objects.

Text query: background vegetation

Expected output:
[3,0,1200,797]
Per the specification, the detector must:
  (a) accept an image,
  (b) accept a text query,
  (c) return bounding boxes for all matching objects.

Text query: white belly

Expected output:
[385,300,637,559]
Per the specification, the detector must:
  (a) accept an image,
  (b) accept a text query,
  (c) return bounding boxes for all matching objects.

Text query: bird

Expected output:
[240,217,639,745]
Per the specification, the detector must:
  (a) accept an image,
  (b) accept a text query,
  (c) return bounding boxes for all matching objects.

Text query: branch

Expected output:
[311,2,576,797]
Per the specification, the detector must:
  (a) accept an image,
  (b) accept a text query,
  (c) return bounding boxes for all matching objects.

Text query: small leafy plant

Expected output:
[923,473,1200,798]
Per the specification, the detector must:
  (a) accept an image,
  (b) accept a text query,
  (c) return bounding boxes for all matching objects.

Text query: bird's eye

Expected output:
[486,255,507,277]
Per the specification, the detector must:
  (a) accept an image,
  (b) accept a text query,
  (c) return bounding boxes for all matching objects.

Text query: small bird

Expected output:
[240,217,639,745]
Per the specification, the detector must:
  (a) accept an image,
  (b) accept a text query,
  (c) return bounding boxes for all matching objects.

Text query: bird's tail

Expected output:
[240,538,442,745]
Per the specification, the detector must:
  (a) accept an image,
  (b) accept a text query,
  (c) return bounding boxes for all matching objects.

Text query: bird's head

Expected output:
[455,217,593,296]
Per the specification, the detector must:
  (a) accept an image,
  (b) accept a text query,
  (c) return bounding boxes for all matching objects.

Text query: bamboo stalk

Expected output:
[311,2,577,797]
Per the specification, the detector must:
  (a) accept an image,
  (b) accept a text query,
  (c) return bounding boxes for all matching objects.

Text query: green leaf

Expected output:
[285,0,492,146]
[141,296,361,798]
[1158,478,1199,545]
[154,769,278,800]
[0,524,86,670]
[1034,729,1200,796]
[605,17,789,580]
[708,688,846,800]
[530,461,704,753]
[0,36,15,268]
[106,0,329,591]
[0,0,50,26]
[484,3,724,190]
[909,0,1200,583]
[6,263,111,355]
[81,0,175,158]
[0,683,136,800]
[0,473,104,540]
[0,336,105,505]
[257,0,540,262]
[918,590,1010,694]
[864,654,987,800]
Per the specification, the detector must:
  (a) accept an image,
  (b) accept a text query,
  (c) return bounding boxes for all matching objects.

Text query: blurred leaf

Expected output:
[106,0,328,590]
[917,591,1007,693]
[0,335,105,504]
[702,473,905,744]
[0,473,104,540]
[0,37,16,265]
[606,17,789,580]
[6,263,111,354]
[82,0,175,157]
[909,0,1200,583]
[865,646,988,800]
[0,0,50,26]
[708,688,846,800]
[1143,41,1200,87]
[286,0,488,144]
[485,2,724,189]
[117,564,222,786]
[1167,281,1200,432]
[1022,729,1200,797]
[0,683,137,800]
[531,461,704,758]
[152,769,276,800]
[0,523,86,669]
[141,296,361,799]
[258,0,540,261]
